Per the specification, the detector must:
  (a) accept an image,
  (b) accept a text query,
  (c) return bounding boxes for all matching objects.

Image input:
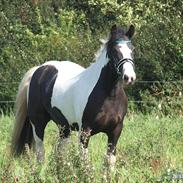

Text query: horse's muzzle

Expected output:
[123,74,136,85]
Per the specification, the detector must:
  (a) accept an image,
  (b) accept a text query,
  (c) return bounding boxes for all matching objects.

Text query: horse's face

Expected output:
[107,25,136,85]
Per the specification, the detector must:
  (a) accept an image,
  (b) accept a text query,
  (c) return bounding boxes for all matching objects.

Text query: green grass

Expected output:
[0,112,183,182]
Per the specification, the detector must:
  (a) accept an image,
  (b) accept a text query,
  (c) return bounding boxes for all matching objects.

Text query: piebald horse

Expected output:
[11,25,136,168]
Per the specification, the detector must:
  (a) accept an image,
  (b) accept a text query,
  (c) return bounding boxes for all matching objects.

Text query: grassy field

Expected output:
[0,112,183,183]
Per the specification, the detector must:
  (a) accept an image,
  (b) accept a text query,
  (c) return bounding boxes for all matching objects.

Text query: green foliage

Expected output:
[0,0,182,112]
[139,82,183,115]
[127,81,183,116]
[0,113,183,182]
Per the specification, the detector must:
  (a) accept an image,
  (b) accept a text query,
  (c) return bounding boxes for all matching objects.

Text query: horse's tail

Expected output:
[11,66,38,156]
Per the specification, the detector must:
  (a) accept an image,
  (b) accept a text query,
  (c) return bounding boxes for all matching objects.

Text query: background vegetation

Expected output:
[0,0,182,114]
[0,1,182,182]
[0,113,183,182]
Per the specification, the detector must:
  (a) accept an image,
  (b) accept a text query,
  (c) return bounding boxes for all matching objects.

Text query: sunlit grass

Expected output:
[0,113,183,182]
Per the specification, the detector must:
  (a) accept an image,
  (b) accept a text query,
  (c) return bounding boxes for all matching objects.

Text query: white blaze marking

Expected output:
[118,43,136,83]
[123,62,136,80]
[119,44,132,60]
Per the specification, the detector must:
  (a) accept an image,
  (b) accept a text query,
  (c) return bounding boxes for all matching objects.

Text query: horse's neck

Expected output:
[79,48,108,82]
[81,47,121,95]
[96,62,122,94]
[88,48,108,73]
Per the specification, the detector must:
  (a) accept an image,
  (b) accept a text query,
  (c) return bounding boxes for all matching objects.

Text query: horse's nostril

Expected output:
[124,74,129,81]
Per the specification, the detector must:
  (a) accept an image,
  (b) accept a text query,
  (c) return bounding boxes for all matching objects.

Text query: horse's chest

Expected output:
[82,92,127,133]
[95,99,124,127]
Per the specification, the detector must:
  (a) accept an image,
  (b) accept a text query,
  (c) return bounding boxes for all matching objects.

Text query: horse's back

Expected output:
[43,61,85,80]
[46,61,86,125]
[28,60,85,119]
[28,61,85,127]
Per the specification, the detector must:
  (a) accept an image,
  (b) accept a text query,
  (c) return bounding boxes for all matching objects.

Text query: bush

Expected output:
[0,0,182,113]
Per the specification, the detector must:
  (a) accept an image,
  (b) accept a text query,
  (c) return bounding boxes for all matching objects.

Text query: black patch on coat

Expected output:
[82,63,127,136]
[28,65,70,139]
[81,25,133,153]
[50,107,70,138]
[28,65,58,114]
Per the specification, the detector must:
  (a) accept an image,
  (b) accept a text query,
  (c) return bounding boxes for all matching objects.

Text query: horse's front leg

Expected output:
[80,127,91,160]
[56,124,71,152]
[106,123,123,170]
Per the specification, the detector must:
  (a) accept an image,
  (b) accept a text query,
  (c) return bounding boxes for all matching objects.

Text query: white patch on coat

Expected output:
[31,122,44,162]
[45,47,108,130]
[56,138,69,152]
[80,146,89,160]
[106,154,116,171]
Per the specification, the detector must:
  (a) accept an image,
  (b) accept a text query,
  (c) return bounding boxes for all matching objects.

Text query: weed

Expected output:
[0,113,182,182]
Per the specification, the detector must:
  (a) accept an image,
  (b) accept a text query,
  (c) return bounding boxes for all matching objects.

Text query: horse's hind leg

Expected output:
[30,114,49,162]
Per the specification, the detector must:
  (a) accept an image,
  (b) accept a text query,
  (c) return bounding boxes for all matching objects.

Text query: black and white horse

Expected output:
[11,25,136,168]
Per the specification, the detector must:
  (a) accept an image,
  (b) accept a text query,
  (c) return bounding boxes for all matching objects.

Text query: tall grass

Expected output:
[0,113,183,182]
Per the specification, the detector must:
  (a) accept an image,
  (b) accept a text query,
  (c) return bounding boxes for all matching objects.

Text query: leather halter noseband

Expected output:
[115,58,134,76]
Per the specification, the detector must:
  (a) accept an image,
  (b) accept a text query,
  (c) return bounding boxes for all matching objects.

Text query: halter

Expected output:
[115,39,131,44]
[115,58,134,76]
[107,39,134,77]
[113,39,134,76]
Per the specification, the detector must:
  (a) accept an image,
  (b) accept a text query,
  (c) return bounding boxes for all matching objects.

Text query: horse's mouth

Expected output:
[122,75,136,86]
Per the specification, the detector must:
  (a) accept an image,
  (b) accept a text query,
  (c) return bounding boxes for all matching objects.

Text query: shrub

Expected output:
[0,0,182,113]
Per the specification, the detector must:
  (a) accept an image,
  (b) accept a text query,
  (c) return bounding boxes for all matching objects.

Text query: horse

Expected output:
[11,24,136,168]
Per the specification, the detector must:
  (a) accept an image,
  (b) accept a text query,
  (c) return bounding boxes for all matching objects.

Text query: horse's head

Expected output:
[107,25,136,85]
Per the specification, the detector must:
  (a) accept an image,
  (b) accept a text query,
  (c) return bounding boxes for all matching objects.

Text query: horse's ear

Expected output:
[126,25,135,38]
[110,24,117,34]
